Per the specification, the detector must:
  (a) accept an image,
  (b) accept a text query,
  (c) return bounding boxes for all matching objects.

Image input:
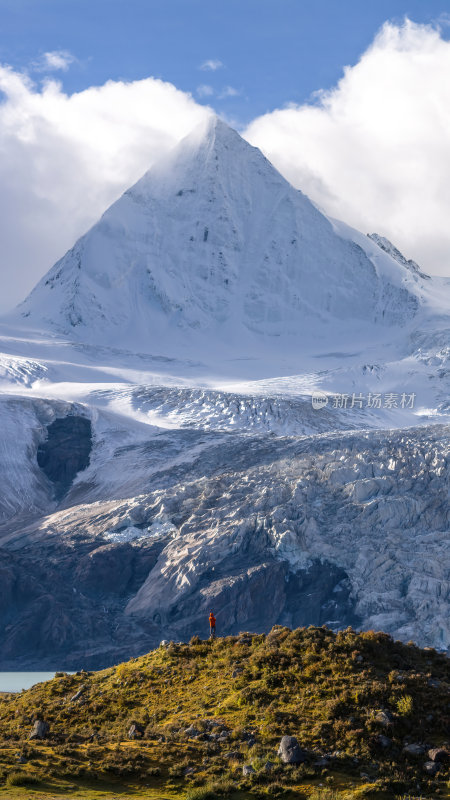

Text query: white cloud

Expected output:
[0,68,210,311]
[197,84,215,97]
[1,18,450,315]
[219,86,241,99]
[34,50,76,72]
[199,59,223,71]
[244,18,450,278]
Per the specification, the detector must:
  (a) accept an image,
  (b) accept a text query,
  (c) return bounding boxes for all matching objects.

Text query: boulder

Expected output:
[277,735,307,764]
[184,726,200,738]
[128,723,144,740]
[376,735,392,749]
[29,719,49,740]
[403,743,426,758]
[423,761,439,776]
[375,710,394,727]
[242,764,255,776]
[428,747,449,763]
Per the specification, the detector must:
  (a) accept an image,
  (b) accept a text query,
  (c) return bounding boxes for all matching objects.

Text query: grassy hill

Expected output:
[0,625,448,799]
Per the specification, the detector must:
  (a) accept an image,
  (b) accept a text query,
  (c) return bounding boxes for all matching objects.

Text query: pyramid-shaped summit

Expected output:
[18,116,421,354]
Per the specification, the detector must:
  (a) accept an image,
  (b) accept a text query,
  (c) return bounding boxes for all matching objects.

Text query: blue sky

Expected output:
[1,1,450,310]
[1,0,449,123]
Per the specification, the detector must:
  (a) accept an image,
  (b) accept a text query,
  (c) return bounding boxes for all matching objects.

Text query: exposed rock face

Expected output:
[74,543,135,596]
[0,413,448,669]
[367,233,430,280]
[37,415,92,500]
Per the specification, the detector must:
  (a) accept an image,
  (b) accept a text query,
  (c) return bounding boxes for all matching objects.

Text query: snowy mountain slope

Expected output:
[13,117,435,357]
[0,117,448,666]
[1,116,448,409]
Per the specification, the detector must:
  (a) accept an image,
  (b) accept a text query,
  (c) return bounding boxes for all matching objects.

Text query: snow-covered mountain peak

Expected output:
[13,117,434,356]
[0,120,449,665]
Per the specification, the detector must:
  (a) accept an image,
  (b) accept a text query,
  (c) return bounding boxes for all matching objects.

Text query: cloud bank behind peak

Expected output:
[1,18,450,312]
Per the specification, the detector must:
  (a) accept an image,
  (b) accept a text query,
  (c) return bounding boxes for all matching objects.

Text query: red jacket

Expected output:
[209,613,216,627]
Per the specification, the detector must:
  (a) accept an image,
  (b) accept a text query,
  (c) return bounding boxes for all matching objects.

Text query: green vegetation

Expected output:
[0,625,448,798]
[396,695,414,716]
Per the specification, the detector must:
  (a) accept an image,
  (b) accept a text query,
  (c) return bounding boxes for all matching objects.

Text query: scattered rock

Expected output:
[428,748,449,763]
[70,685,86,702]
[376,735,392,749]
[375,710,394,727]
[128,723,144,740]
[184,726,200,738]
[264,760,274,772]
[277,735,307,764]
[184,766,195,775]
[242,764,255,775]
[29,720,49,740]
[423,761,440,776]
[314,757,330,767]
[403,743,426,758]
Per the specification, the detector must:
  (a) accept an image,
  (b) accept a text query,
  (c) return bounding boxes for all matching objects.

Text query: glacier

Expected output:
[0,116,448,668]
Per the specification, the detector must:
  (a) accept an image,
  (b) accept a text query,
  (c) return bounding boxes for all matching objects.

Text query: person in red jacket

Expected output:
[209,611,216,638]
